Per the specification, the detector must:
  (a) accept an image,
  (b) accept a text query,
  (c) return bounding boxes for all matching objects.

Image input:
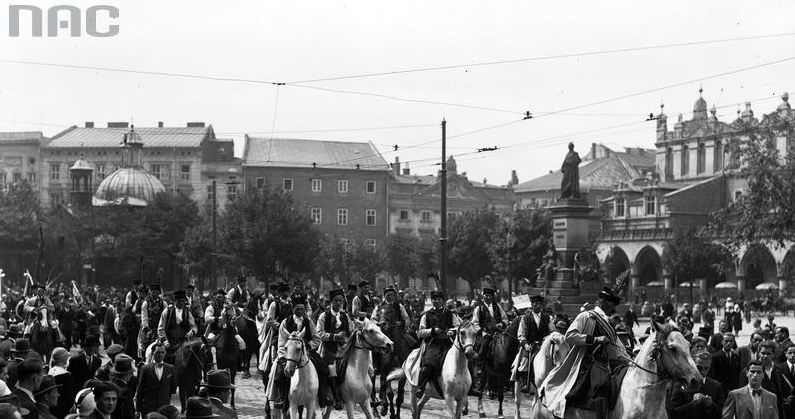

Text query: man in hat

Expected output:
[68,334,101,388]
[204,289,244,365]
[34,375,61,419]
[471,287,508,362]
[0,325,15,360]
[109,354,136,419]
[184,397,220,419]
[6,339,30,388]
[186,284,204,334]
[157,290,198,365]
[316,289,354,410]
[351,280,374,320]
[201,369,237,419]
[344,284,357,313]
[22,283,55,339]
[124,279,142,311]
[95,344,125,381]
[13,357,43,419]
[139,285,166,358]
[226,277,250,310]
[538,287,631,418]
[265,293,322,410]
[259,283,293,385]
[515,295,554,393]
[415,290,461,399]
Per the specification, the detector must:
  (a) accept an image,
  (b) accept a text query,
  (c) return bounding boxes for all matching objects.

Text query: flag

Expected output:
[612,268,632,297]
[23,270,34,297]
[71,280,84,304]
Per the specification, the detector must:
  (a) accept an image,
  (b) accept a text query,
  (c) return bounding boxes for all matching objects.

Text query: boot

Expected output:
[317,369,329,407]
[331,380,343,410]
[415,366,432,399]
[521,372,531,394]
[273,364,288,410]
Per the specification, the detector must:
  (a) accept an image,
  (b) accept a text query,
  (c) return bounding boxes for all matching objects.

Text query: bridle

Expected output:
[453,321,475,353]
[353,322,388,352]
[284,336,310,369]
[184,339,206,371]
[610,327,677,380]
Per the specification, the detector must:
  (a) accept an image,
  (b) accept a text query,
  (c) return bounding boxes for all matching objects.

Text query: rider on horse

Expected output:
[22,283,56,338]
[204,288,243,365]
[351,280,374,320]
[515,294,554,393]
[227,277,251,311]
[472,287,508,361]
[140,284,166,358]
[186,284,204,335]
[415,290,461,399]
[266,293,324,410]
[316,288,354,410]
[539,287,630,419]
[125,279,144,310]
[157,290,198,365]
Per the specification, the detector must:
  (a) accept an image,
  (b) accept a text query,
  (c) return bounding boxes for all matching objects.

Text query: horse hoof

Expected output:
[379,405,388,416]
[479,413,486,418]
[463,406,468,415]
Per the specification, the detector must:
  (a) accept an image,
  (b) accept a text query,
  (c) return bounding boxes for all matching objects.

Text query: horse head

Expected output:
[455,320,477,357]
[649,320,702,392]
[284,331,307,377]
[547,331,569,366]
[354,318,393,354]
[177,338,207,371]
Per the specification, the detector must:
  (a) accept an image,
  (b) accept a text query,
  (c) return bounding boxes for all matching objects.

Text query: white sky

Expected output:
[2,0,794,184]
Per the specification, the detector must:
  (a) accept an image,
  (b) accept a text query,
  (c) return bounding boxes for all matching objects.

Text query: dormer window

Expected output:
[645,195,656,215]
[615,197,626,217]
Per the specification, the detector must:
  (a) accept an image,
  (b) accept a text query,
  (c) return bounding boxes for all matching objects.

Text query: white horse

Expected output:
[533,321,702,419]
[513,331,570,419]
[279,330,319,419]
[322,318,394,419]
[387,320,478,419]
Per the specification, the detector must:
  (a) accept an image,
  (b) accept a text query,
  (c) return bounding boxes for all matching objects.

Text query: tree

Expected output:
[0,182,41,282]
[384,233,421,288]
[663,229,733,291]
[220,186,321,282]
[446,210,500,292]
[489,209,553,289]
[707,123,795,249]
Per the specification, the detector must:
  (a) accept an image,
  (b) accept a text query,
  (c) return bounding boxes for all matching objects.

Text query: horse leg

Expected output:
[444,394,458,419]
[387,385,396,419]
[478,390,486,418]
[379,374,390,417]
[289,402,299,419]
[394,377,406,419]
[453,397,467,419]
[416,394,430,419]
[514,381,522,419]
[497,387,505,419]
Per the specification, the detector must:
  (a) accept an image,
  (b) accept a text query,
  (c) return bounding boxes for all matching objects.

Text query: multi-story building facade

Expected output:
[596,91,795,299]
[0,132,46,196]
[242,137,390,251]
[42,122,240,208]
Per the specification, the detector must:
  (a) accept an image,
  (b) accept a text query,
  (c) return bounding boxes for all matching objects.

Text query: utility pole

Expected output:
[211,179,217,290]
[440,119,447,295]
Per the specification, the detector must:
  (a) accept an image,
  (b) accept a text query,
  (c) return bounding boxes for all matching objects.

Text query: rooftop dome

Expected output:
[70,156,93,171]
[693,88,708,120]
[93,167,165,206]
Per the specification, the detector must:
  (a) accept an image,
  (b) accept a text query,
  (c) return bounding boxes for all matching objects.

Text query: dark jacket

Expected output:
[710,349,741,395]
[112,375,137,419]
[67,353,101,388]
[134,362,176,416]
[665,376,724,419]
[209,397,237,419]
[51,370,77,419]
[13,387,39,419]
[35,402,57,419]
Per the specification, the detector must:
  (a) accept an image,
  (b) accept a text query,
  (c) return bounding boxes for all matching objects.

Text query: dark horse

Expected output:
[236,294,261,379]
[212,324,241,408]
[29,321,55,364]
[477,316,521,419]
[377,308,418,419]
[174,338,209,412]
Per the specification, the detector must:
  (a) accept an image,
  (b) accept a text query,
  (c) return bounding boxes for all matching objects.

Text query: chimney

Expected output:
[158,121,164,128]
[85,122,94,128]
[510,170,518,186]
[393,157,401,175]
[591,143,596,159]
[107,122,129,128]
[403,164,410,175]
[187,122,205,128]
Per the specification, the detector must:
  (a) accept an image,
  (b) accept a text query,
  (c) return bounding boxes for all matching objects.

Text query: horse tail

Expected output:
[386,367,405,383]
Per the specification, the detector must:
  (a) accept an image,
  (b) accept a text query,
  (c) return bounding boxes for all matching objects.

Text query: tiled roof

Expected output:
[0,132,43,143]
[515,153,649,193]
[243,137,388,171]
[392,174,437,185]
[48,126,213,148]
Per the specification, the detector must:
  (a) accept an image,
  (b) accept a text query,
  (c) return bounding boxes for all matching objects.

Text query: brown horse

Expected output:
[174,338,209,412]
[477,316,522,419]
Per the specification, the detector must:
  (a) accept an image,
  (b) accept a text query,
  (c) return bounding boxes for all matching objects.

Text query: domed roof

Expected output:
[693,88,708,120]
[93,167,165,206]
[70,156,93,171]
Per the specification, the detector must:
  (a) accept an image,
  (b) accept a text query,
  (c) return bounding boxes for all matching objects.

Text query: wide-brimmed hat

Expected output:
[106,343,125,359]
[598,287,620,305]
[173,290,187,301]
[200,369,236,389]
[383,287,397,296]
[236,276,247,283]
[291,293,307,307]
[530,295,545,303]
[84,334,100,347]
[149,284,161,292]
[34,375,62,397]
[482,287,495,295]
[184,397,220,418]
[214,288,226,297]
[430,290,444,299]
[11,338,30,354]
[347,284,358,291]
[329,289,345,300]
[110,354,134,375]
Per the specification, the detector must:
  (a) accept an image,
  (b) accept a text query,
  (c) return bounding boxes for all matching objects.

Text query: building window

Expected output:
[283,178,293,192]
[256,178,265,190]
[338,180,348,193]
[681,145,689,176]
[366,181,376,194]
[615,198,626,217]
[27,172,36,183]
[227,184,238,200]
[421,210,433,223]
[337,209,348,225]
[207,184,215,202]
[697,143,706,174]
[311,207,322,224]
[150,164,162,179]
[96,164,106,180]
[180,165,190,181]
[364,239,377,252]
[50,164,60,180]
[366,209,377,226]
[645,196,656,215]
[311,179,322,193]
[399,210,410,221]
[714,141,723,171]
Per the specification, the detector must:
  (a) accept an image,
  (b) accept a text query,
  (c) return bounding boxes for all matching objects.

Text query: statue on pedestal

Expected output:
[574,248,600,282]
[560,142,581,199]
[538,242,559,283]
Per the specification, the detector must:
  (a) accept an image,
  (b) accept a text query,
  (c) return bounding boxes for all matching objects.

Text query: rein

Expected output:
[284,337,310,369]
[453,322,475,353]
